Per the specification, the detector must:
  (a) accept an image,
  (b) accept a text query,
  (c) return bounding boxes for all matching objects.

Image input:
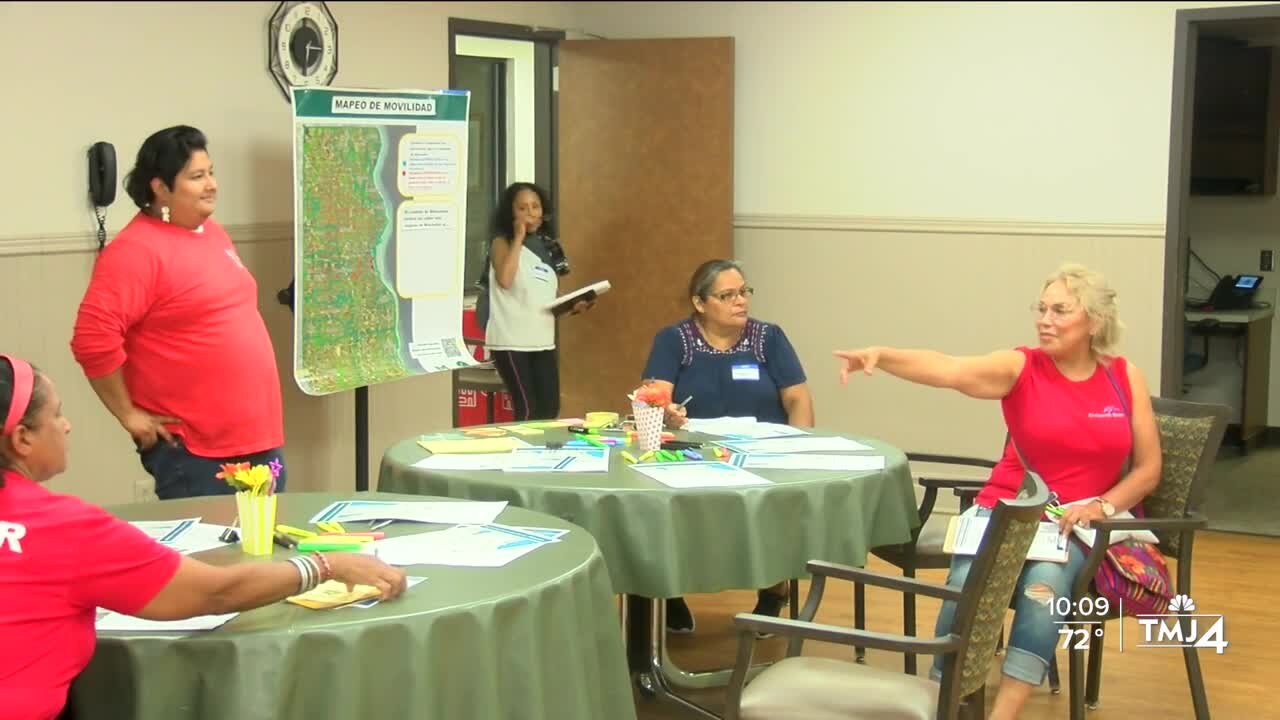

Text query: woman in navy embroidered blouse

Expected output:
[642,259,814,428]
[639,259,815,634]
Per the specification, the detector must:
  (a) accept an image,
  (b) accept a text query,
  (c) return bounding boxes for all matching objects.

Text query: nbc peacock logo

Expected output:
[1137,594,1228,654]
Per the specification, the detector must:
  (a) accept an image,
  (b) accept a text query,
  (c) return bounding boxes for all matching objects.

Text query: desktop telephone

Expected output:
[1201,274,1264,310]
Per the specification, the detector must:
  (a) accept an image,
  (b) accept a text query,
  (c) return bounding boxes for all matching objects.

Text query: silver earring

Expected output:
[161,206,170,223]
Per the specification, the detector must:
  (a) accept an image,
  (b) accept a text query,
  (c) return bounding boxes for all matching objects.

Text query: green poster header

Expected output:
[293,87,469,123]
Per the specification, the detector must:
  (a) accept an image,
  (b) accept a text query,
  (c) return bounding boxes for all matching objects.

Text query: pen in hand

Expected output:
[676,396,693,410]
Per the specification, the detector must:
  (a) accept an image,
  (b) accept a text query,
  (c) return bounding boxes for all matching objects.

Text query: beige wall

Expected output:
[0,1,582,505]
[567,1,1266,469]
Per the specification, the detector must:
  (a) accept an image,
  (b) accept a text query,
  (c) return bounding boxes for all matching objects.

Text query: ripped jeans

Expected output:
[931,507,1089,686]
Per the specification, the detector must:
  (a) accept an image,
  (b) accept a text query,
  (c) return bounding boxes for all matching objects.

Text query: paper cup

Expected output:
[632,402,665,453]
[235,491,278,556]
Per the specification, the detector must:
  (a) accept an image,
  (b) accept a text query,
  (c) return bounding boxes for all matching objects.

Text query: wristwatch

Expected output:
[1094,497,1116,518]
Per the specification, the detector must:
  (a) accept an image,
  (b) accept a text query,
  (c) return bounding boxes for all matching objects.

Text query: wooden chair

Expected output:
[723,471,1051,720]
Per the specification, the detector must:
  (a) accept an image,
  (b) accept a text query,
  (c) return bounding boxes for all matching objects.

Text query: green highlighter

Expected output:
[296,539,365,553]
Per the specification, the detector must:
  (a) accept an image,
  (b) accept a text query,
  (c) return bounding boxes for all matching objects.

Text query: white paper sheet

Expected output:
[96,610,239,633]
[309,500,508,526]
[412,453,511,471]
[683,417,809,439]
[629,461,772,489]
[504,447,610,473]
[716,436,874,454]
[168,523,235,555]
[130,518,201,544]
[732,453,886,472]
[945,515,1070,563]
[372,524,563,568]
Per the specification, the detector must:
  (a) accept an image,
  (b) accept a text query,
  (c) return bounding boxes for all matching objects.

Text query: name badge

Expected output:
[731,363,760,381]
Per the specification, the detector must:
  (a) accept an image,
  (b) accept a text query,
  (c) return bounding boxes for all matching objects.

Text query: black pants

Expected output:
[491,349,560,421]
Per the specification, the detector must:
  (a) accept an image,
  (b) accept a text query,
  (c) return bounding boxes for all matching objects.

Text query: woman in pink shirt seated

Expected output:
[833,263,1162,720]
[0,354,408,720]
[71,126,286,499]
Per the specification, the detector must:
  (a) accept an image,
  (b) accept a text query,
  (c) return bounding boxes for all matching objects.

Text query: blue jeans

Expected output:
[931,508,1088,686]
[139,439,288,500]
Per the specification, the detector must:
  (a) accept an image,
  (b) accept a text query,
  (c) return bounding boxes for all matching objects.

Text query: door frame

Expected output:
[448,18,564,195]
[1163,3,1280,397]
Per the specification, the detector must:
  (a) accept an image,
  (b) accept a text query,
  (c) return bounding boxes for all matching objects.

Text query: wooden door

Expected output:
[556,38,734,417]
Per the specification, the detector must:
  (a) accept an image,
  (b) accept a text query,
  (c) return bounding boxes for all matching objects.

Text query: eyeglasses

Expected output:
[1030,302,1079,322]
[709,287,755,303]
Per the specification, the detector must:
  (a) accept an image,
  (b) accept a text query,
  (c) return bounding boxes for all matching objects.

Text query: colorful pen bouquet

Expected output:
[217,461,282,555]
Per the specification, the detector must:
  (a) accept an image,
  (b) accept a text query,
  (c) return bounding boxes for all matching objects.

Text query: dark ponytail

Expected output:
[1,357,47,483]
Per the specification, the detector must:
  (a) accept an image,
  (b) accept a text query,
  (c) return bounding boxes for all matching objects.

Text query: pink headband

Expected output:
[2,354,34,436]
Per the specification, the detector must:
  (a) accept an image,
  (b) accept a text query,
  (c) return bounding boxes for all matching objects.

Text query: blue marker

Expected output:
[683,449,703,461]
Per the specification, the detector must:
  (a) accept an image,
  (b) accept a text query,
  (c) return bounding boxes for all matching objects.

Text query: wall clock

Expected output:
[268,1,338,102]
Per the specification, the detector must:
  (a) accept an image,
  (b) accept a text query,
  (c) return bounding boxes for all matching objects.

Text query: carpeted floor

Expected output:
[1201,445,1280,537]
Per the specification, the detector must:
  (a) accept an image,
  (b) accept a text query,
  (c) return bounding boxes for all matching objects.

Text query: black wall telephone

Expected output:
[1204,274,1263,310]
[88,142,116,207]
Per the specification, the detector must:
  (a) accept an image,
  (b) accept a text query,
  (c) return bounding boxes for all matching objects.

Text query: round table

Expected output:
[71,492,636,720]
[379,428,921,599]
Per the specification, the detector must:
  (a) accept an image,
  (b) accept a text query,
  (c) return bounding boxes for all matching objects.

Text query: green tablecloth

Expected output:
[379,428,920,598]
[71,492,636,720]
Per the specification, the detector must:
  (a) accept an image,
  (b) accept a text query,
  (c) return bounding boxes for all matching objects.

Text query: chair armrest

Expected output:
[906,453,997,470]
[807,560,962,602]
[918,476,986,492]
[733,614,963,656]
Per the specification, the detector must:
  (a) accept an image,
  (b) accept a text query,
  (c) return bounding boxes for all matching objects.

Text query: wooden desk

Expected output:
[1185,306,1272,449]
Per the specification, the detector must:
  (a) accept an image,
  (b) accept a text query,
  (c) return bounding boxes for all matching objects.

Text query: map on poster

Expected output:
[291,87,477,396]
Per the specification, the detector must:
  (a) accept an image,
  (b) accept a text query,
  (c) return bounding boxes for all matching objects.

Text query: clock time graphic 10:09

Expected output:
[1053,595,1121,651]
[269,1,337,100]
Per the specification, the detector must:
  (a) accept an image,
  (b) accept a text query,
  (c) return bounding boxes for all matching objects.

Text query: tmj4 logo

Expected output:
[1137,595,1228,654]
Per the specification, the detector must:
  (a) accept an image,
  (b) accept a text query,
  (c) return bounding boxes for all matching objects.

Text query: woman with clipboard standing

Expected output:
[480,182,593,421]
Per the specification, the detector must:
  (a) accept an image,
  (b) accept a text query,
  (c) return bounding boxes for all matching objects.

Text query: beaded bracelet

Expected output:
[312,552,333,582]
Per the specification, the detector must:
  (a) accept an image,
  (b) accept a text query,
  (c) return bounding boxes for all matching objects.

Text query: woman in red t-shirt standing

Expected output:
[71,126,285,499]
[0,355,406,720]
[833,263,1162,720]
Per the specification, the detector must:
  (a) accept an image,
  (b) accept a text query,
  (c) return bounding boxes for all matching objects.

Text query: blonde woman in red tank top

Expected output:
[833,263,1162,720]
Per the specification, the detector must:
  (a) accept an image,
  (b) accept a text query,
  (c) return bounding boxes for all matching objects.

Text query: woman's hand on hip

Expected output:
[122,408,182,450]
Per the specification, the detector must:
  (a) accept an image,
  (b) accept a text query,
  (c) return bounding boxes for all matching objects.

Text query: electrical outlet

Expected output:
[1262,249,1275,272]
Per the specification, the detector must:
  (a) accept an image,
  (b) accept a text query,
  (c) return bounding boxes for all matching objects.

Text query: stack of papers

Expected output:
[729,453,886,472]
[373,525,569,567]
[417,437,533,454]
[130,518,233,555]
[630,461,772,488]
[348,577,428,609]
[716,436,874,454]
[683,417,809,440]
[944,515,1070,563]
[504,447,609,473]
[96,609,238,633]
[412,453,511,471]
[287,580,382,609]
[309,500,508,526]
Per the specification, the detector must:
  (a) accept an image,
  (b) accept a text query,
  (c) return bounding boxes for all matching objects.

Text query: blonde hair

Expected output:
[1043,263,1123,356]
